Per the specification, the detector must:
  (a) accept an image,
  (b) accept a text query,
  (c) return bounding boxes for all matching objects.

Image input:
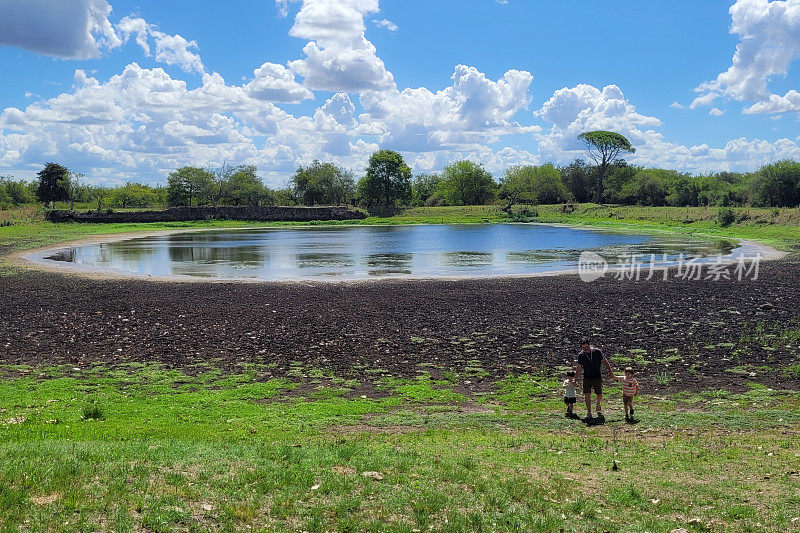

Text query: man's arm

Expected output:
[603,355,614,375]
[575,363,583,380]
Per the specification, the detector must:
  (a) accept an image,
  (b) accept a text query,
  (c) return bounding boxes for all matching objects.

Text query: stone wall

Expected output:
[46,206,367,223]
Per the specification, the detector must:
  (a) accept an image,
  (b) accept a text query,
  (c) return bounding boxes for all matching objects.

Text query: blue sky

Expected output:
[1,0,799,185]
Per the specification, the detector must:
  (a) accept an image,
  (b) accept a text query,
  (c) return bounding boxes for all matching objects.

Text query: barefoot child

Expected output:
[563,371,577,418]
[616,367,640,421]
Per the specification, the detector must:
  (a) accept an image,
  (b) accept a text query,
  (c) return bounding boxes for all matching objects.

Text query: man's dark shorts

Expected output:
[583,378,602,395]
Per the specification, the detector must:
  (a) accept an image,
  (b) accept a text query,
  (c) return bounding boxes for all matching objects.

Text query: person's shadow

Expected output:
[582,415,605,426]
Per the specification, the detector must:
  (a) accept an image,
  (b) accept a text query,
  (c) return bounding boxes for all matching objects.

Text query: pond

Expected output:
[45,224,738,281]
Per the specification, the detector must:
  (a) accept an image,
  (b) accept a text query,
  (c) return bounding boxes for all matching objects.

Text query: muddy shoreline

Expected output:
[1,250,798,394]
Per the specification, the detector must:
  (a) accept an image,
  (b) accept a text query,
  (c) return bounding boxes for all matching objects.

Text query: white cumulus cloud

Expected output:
[117,16,151,55]
[0,0,121,58]
[287,0,394,92]
[358,65,536,153]
[245,62,313,103]
[536,83,800,172]
[693,0,800,113]
[117,16,205,74]
[150,30,205,74]
[536,84,660,159]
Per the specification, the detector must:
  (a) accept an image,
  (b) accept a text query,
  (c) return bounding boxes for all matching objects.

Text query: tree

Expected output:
[166,167,214,207]
[87,186,110,212]
[410,173,442,207]
[227,166,273,207]
[272,187,298,206]
[500,164,571,210]
[293,161,355,205]
[64,172,85,211]
[36,163,70,207]
[438,160,495,206]
[109,183,160,208]
[499,166,538,210]
[601,161,637,203]
[0,184,11,209]
[0,178,35,205]
[530,164,571,204]
[667,174,701,207]
[357,150,412,207]
[749,160,800,207]
[207,164,236,208]
[577,131,635,203]
[619,170,672,206]
[560,159,594,203]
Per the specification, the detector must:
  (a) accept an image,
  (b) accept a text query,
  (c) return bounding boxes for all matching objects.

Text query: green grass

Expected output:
[1,363,799,531]
[529,203,800,250]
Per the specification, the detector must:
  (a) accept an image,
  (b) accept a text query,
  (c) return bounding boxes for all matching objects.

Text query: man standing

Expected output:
[575,337,614,423]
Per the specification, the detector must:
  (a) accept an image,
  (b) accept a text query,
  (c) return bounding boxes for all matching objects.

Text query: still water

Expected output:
[49,224,737,280]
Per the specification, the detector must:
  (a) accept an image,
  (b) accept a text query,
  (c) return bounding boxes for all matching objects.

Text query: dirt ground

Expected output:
[1,254,799,394]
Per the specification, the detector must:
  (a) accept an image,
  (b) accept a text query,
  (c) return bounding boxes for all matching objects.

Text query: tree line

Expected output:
[4,134,800,211]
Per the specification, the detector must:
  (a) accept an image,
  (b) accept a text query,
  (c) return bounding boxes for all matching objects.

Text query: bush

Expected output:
[717,206,737,227]
[508,206,539,222]
[82,404,105,420]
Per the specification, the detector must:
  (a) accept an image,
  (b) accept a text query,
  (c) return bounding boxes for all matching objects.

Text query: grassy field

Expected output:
[1,362,799,532]
[2,204,800,531]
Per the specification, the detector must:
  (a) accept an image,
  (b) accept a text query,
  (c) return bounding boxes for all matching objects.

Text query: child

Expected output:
[563,371,577,418]
[616,367,640,422]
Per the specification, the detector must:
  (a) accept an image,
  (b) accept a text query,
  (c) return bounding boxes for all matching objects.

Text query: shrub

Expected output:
[509,207,539,222]
[654,372,674,386]
[717,206,736,227]
[82,404,105,420]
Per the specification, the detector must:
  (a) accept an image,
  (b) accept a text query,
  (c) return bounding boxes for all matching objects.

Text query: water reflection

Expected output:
[167,244,267,267]
[49,224,742,280]
[506,250,574,264]
[296,253,355,269]
[442,251,494,267]
[365,253,413,275]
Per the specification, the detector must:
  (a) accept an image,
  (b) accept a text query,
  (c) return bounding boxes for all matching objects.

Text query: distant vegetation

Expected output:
[3,130,800,213]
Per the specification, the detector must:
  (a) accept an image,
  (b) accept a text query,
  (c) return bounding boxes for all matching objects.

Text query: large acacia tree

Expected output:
[357,150,412,207]
[577,131,634,203]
